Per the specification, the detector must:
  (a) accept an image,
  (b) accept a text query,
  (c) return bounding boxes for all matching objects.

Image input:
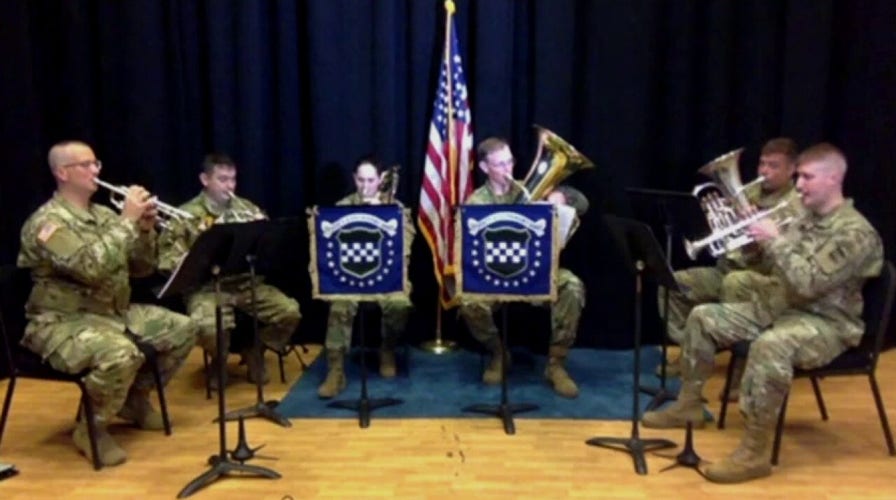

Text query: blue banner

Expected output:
[456,204,558,302]
[309,205,409,299]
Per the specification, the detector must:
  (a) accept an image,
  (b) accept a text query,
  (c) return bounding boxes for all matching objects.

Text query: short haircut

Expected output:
[761,137,799,162]
[354,155,382,174]
[202,153,236,174]
[476,137,510,161]
[797,142,847,175]
[47,140,90,170]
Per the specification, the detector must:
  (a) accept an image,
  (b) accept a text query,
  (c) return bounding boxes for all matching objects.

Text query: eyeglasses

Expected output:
[61,159,103,170]
[487,158,515,168]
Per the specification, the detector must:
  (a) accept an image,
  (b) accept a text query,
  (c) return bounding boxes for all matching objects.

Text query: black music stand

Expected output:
[220,219,297,428]
[585,215,678,474]
[328,302,403,428]
[626,188,705,410]
[159,224,281,499]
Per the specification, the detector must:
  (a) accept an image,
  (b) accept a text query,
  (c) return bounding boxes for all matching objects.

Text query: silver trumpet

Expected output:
[684,199,793,259]
[94,178,194,228]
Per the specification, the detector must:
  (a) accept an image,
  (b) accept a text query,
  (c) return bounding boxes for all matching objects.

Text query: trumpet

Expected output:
[684,199,793,259]
[94,178,194,228]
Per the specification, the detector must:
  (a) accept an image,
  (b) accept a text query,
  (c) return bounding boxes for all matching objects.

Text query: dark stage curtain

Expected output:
[1,0,895,348]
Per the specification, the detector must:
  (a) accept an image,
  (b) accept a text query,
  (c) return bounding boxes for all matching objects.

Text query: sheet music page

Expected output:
[156,253,187,299]
[556,204,577,247]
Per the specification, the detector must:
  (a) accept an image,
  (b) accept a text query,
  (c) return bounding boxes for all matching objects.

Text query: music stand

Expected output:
[159,224,281,498]
[328,301,403,428]
[221,219,296,428]
[585,215,678,474]
[462,303,538,435]
[625,188,704,410]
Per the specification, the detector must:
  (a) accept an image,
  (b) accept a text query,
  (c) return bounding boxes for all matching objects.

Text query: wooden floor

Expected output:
[2,345,896,499]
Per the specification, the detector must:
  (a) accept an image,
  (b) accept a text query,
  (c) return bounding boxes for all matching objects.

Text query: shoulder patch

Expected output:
[37,222,60,243]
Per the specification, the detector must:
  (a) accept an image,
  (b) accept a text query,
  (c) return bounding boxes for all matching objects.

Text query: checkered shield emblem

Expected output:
[482,226,530,278]
[337,228,382,279]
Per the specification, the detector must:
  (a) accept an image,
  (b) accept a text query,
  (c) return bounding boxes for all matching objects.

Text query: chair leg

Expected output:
[772,392,789,466]
[277,348,287,383]
[809,376,828,421]
[78,390,102,471]
[202,350,212,400]
[717,352,738,430]
[149,359,172,436]
[868,374,896,455]
[0,375,17,449]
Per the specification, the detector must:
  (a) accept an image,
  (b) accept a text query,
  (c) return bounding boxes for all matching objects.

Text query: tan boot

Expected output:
[379,348,397,378]
[242,349,270,385]
[704,422,773,483]
[482,345,508,385]
[545,346,579,398]
[117,389,165,430]
[719,357,744,403]
[317,348,347,398]
[72,418,127,466]
[641,379,706,429]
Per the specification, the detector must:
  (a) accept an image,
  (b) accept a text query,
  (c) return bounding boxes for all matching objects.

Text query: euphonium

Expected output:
[684,148,794,259]
[512,126,595,203]
[94,178,194,228]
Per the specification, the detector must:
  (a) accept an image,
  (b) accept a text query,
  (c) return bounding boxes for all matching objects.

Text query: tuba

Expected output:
[512,126,595,203]
[684,148,794,259]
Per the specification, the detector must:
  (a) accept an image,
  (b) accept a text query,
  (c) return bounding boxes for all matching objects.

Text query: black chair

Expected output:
[0,266,172,470]
[717,260,896,465]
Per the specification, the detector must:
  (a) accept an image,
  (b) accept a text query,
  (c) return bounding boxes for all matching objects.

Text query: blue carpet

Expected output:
[277,347,682,420]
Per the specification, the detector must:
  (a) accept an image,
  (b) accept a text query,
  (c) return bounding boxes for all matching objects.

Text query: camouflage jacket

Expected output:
[765,199,883,340]
[336,192,417,244]
[158,191,266,273]
[721,182,804,273]
[466,182,526,206]
[17,192,156,318]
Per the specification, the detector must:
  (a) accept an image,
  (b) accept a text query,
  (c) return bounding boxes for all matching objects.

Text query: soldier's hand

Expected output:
[120,185,154,223]
[138,204,159,232]
[747,218,780,242]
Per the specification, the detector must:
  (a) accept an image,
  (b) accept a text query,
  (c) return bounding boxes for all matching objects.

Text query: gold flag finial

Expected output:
[444,0,456,15]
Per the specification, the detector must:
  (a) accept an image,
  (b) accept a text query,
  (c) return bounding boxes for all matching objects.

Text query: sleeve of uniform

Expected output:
[23,211,139,286]
[129,227,158,277]
[766,215,883,300]
[157,218,200,273]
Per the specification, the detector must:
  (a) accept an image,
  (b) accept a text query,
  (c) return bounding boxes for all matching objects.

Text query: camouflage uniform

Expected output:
[458,182,585,397]
[323,192,414,352]
[643,199,883,481]
[158,192,301,355]
[660,183,804,343]
[17,193,197,423]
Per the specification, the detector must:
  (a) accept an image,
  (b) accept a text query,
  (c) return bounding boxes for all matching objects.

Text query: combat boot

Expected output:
[704,421,773,483]
[72,417,127,466]
[242,348,270,385]
[719,357,744,403]
[317,348,346,398]
[117,388,165,430]
[544,346,579,398]
[641,374,706,429]
[379,348,397,378]
[482,343,508,385]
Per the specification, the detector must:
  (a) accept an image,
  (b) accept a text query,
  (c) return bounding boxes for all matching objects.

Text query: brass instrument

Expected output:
[512,126,595,203]
[223,190,267,222]
[94,178,193,228]
[684,148,794,259]
[378,164,400,204]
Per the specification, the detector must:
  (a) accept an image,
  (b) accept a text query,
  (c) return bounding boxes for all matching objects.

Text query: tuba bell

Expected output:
[512,126,595,203]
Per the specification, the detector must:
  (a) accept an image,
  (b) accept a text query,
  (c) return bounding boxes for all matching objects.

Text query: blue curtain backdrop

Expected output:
[1,0,895,348]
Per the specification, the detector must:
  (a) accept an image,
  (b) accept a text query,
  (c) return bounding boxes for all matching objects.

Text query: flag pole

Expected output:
[420,0,459,355]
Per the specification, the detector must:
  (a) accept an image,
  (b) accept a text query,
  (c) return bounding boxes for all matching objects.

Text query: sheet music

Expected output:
[556,204,577,246]
[156,253,188,299]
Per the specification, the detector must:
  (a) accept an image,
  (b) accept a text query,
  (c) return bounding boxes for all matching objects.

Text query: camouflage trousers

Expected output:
[24,304,197,421]
[324,297,412,351]
[186,281,301,354]
[681,301,852,428]
[659,266,784,343]
[459,268,585,349]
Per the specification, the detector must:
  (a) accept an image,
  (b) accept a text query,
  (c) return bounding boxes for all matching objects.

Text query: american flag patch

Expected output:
[37,222,60,243]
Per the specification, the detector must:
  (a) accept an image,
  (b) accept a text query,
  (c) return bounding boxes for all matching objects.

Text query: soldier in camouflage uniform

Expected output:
[158,153,301,388]
[318,159,414,398]
[458,137,587,398]
[642,143,884,483]
[18,141,197,466]
[659,138,804,401]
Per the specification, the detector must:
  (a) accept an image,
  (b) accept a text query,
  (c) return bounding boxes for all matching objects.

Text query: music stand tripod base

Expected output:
[177,456,281,498]
[586,435,676,475]
[222,401,292,428]
[420,338,457,354]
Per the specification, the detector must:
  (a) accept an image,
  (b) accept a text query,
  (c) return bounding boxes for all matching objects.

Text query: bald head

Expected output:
[48,140,92,173]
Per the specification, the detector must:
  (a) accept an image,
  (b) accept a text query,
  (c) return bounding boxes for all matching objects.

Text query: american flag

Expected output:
[418,12,473,308]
